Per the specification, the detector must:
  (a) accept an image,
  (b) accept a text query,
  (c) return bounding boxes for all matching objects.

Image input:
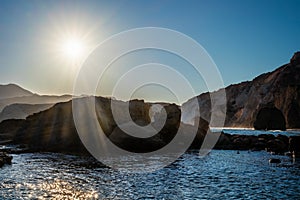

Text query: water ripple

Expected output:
[0,150,299,199]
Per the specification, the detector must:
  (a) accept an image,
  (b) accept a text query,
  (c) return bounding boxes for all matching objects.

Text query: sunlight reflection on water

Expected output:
[0,151,299,199]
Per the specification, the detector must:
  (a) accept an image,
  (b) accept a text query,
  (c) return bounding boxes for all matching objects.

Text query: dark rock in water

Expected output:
[254,105,286,130]
[289,136,300,158]
[0,152,12,167]
[269,158,281,164]
[214,132,291,153]
[214,133,232,149]
[266,139,287,154]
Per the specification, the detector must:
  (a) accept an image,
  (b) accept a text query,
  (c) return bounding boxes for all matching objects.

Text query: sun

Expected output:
[48,25,94,67]
[61,37,85,60]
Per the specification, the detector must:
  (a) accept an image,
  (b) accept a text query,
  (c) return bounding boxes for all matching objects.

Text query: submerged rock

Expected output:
[289,136,300,158]
[269,158,281,164]
[0,152,12,167]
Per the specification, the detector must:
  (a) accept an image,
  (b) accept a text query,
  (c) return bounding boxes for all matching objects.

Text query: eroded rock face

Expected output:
[182,52,300,129]
[253,105,286,130]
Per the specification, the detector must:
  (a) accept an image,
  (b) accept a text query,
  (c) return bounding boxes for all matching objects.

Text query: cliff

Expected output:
[182,52,300,129]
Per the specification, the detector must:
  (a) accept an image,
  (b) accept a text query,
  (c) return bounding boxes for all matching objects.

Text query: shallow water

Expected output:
[0,150,299,199]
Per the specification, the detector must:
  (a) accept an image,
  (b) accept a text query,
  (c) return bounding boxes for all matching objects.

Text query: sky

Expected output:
[0,0,299,103]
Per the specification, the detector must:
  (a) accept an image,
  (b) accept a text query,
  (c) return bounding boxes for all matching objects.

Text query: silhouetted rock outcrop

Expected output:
[0,97,209,154]
[108,102,182,153]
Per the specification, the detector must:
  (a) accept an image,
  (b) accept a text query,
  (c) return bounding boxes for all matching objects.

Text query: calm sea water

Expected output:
[0,129,300,199]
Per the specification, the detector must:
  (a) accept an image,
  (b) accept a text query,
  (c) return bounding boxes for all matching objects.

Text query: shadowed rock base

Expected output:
[289,136,300,158]
[215,133,300,157]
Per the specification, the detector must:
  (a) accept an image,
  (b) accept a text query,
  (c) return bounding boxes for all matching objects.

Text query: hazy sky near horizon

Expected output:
[0,0,299,103]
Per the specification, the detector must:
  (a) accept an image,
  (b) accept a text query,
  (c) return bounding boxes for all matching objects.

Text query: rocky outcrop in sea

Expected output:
[0,97,209,154]
[215,132,300,157]
[0,152,12,167]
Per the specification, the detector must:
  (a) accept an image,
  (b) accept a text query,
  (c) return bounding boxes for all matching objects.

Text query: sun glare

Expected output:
[61,37,85,60]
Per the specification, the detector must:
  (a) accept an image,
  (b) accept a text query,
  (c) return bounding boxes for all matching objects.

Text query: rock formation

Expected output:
[215,132,290,153]
[0,152,12,167]
[0,97,209,154]
[0,52,299,154]
[289,136,300,158]
[182,52,300,129]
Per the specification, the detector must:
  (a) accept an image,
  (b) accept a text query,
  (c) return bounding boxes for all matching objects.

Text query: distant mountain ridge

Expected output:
[0,83,33,99]
[0,94,72,112]
[0,84,72,122]
[0,103,54,122]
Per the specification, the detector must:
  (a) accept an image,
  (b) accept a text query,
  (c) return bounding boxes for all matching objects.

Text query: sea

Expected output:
[0,129,300,199]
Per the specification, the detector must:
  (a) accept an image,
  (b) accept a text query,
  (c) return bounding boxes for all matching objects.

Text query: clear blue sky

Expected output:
[0,0,299,101]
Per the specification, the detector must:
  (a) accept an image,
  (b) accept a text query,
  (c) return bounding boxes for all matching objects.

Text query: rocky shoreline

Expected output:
[215,132,300,157]
[1,132,299,165]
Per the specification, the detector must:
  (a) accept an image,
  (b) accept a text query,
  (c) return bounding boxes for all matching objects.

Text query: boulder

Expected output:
[214,133,290,153]
[266,138,288,154]
[269,158,281,164]
[0,152,12,167]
